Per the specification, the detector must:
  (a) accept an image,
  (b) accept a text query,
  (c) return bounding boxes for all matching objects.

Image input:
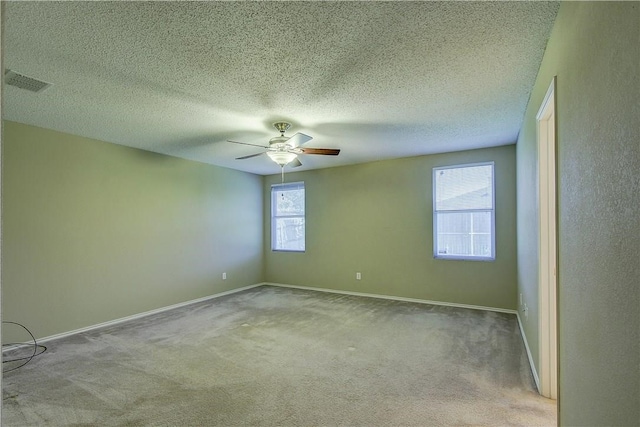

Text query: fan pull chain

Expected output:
[281,165,285,183]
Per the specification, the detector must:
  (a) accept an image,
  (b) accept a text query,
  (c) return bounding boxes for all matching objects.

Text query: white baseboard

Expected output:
[3,283,263,351]
[5,282,521,353]
[263,282,517,315]
[517,312,540,392]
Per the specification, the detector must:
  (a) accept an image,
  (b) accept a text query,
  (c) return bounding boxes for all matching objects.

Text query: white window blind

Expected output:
[271,182,305,252]
[433,163,495,260]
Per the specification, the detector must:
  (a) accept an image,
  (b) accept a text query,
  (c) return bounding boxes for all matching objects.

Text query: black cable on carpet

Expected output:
[2,321,47,374]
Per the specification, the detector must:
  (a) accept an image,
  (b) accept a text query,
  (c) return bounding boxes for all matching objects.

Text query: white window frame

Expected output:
[271,181,305,252]
[433,162,496,261]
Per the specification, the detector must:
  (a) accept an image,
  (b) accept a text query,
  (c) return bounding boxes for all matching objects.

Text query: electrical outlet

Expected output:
[356,272,361,280]
[222,272,227,280]
[519,293,523,306]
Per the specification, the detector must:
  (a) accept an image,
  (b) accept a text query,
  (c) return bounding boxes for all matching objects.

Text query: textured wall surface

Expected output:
[1,3,5,421]
[264,146,517,311]
[517,2,639,425]
[2,122,264,342]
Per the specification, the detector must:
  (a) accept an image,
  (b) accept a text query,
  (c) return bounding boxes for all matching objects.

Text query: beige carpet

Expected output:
[3,285,556,426]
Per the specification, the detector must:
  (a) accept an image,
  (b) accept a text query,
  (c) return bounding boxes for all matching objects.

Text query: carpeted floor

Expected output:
[3,285,556,426]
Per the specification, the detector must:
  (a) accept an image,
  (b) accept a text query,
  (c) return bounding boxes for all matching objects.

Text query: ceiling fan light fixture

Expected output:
[230,121,339,170]
[267,151,297,166]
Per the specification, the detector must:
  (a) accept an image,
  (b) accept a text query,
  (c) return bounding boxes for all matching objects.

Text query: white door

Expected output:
[537,77,558,400]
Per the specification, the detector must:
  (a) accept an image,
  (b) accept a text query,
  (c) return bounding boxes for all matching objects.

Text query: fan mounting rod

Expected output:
[273,122,291,136]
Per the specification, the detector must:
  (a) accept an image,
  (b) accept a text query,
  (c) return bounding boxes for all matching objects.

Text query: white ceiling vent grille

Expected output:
[4,69,52,93]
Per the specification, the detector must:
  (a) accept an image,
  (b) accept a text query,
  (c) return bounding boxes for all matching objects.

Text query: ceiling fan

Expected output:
[228,122,340,169]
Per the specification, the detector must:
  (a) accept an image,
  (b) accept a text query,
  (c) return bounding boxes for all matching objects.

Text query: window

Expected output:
[433,162,495,260]
[271,182,305,252]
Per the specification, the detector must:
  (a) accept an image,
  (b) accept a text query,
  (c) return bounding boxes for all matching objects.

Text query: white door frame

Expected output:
[536,77,558,400]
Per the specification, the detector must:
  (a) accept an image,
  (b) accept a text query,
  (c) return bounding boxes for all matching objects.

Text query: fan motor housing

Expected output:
[269,135,290,148]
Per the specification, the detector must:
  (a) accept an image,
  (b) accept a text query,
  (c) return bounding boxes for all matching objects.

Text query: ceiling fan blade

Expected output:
[290,158,302,168]
[300,148,340,156]
[228,140,269,149]
[287,132,313,146]
[236,152,265,160]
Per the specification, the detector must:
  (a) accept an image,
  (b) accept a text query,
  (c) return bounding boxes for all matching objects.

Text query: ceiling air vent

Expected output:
[4,69,52,93]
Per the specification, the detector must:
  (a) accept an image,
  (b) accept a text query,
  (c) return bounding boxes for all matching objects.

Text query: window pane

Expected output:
[437,212,470,234]
[274,217,305,251]
[436,232,471,256]
[472,233,492,257]
[433,163,495,260]
[272,182,305,252]
[275,188,305,216]
[471,211,491,233]
[435,211,492,257]
[435,165,493,211]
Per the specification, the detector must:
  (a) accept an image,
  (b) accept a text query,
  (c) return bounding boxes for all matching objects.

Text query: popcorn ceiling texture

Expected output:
[3,2,559,175]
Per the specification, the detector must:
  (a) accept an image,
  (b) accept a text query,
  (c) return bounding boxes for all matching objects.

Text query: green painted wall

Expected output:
[2,121,264,341]
[517,2,639,425]
[264,145,517,310]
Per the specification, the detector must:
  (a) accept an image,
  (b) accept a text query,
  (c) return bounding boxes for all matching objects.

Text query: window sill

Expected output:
[434,255,495,262]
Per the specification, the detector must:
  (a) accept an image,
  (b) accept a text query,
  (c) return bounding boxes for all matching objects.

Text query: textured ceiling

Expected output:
[3,1,559,175]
